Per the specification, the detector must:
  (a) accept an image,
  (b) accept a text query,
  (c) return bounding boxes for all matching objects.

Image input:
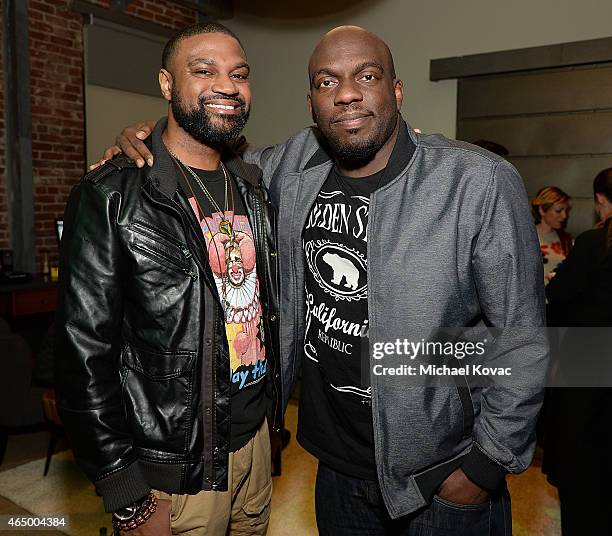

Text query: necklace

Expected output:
[184,162,227,213]
[168,149,235,238]
[167,148,244,311]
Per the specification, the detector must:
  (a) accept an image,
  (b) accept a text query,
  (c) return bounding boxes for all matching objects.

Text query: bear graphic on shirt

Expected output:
[322,252,360,290]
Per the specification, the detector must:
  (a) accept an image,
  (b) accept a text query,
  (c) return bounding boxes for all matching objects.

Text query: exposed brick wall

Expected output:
[28,0,85,271]
[93,0,197,29]
[0,0,197,270]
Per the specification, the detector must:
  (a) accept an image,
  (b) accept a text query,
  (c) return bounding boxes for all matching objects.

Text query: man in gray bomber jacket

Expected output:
[109,24,547,536]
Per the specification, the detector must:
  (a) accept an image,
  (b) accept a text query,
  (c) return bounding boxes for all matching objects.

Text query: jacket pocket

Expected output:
[124,345,196,380]
[121,345,197,454]
[241,481,272,527]
[413,450,469,502]
[433,494,490,511]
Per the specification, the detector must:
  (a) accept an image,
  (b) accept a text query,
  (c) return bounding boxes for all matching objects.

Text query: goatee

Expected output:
[171,86,249,146]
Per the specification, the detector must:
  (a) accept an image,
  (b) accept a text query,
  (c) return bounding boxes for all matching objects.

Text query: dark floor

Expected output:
[0,431,69,536]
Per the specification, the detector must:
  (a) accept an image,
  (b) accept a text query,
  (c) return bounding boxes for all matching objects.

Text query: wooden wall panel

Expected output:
[564,199,597,238]
[459,112,612,156]
[459,65,612,118]
[431,36,612,81]
[456,63,612,235]
[508,156,612,197]
[85,22,167,99]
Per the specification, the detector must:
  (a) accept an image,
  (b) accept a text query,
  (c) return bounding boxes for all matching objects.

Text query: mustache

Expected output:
[330,106,373,123]
[198,93,247,108]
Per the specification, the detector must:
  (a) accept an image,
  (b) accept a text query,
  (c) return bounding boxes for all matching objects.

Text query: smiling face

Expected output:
[161,32,250,145]
[227,244,245,287]
[540,202,570,230]
[307,27,403,163]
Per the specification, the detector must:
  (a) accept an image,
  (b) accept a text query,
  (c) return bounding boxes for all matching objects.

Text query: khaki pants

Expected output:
[155,419,272,535]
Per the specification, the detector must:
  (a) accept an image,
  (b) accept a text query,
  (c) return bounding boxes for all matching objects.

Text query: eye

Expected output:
[318,79,337,89]
[359,73,378,82]
[194,69,213,76]
[231,72,249,81]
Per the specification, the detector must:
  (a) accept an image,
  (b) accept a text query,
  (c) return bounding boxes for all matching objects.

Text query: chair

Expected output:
[41,389,63,476]
[0,319,45,465]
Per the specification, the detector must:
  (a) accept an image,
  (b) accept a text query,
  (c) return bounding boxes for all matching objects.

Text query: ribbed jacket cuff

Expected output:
[95,461,151,512]
[461,444,508,492]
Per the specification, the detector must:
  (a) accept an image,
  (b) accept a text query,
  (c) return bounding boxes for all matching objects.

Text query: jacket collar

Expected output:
[304,115,417,177]
[148,116,263,199]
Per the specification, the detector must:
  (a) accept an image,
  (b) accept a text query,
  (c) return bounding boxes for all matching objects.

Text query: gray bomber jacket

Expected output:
[245,118,548,518]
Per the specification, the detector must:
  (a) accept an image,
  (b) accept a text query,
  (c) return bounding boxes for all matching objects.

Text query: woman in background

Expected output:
[531,186,572,284]
[543,168,612,535]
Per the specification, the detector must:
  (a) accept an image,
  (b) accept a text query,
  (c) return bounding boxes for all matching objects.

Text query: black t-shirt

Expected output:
[175,162,268,452]
[299,166,390,480]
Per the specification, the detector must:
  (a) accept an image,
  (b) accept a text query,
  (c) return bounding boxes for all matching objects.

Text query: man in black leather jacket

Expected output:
[55,23,280,535]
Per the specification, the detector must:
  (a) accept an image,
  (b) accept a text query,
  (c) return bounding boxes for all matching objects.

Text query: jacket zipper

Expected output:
[131,221,197,277]
[210,305,218,489]
[290,177,304,383]
[142,186,221,489]
[131,220,192,251]
[250,186,281,431]
[175,197,218,487]
[132,241,198,280]
[170,194,221,489]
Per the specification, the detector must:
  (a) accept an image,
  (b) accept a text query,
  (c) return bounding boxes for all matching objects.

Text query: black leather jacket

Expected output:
[55,121,280,513]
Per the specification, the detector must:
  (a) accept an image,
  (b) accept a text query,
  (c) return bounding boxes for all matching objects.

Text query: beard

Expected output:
[171,85,249,146]
[313,106,397,165]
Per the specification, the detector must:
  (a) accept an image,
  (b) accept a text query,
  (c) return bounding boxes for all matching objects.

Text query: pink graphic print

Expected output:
[189,199,265,370]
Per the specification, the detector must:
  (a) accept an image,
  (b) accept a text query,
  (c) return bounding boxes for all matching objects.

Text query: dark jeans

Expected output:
[315,463,512,536]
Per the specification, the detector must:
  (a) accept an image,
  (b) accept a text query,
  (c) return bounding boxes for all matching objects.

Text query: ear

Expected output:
[393,78,404,111]
[307,93,319,126]
[159,69,173,102]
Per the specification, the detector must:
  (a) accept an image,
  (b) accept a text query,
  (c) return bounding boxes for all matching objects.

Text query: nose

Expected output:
[334,79,363,106]
[211,74,239,97]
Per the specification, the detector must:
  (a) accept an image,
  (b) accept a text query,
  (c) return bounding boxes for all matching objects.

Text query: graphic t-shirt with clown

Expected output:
[177,164,268,452]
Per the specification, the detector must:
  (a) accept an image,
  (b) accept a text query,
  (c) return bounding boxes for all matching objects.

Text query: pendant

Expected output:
[219,219,233,236]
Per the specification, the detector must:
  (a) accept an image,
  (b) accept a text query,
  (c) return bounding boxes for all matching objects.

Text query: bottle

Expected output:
[42,252,50,277]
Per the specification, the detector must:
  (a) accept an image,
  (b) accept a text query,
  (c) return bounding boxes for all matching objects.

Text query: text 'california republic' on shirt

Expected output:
[299,166,385,480]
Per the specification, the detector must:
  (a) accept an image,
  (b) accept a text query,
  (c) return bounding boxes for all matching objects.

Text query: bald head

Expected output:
[306,25,403,168]
[308,26,395,86]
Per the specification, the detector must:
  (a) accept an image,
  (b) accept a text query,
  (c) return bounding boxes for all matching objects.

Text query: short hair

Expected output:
[530,186,571,223]
[593,168,612,202]
[593,168,612,247]
[162,22,244,71]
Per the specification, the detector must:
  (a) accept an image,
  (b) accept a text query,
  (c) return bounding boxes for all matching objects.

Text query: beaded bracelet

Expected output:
[112,493,158,533]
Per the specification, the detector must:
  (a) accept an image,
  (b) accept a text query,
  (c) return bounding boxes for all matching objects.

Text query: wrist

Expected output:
[112,492,157,532]
[461,444,507,492]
